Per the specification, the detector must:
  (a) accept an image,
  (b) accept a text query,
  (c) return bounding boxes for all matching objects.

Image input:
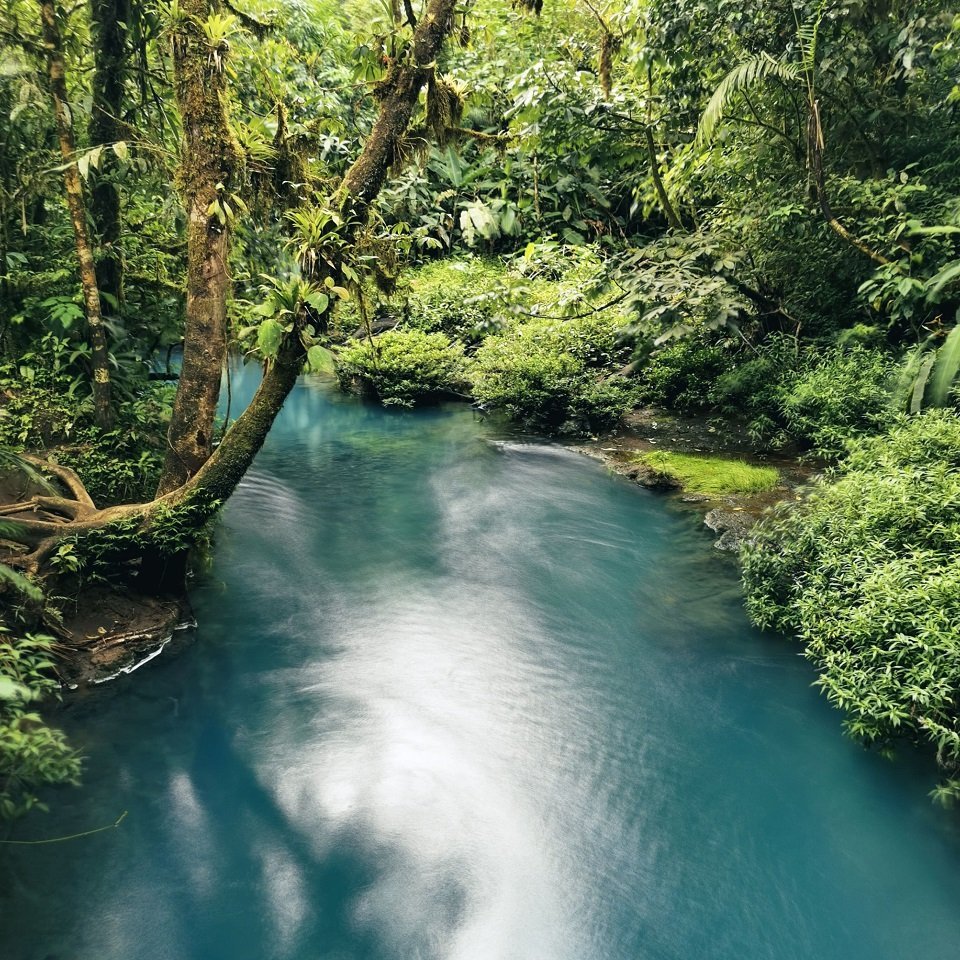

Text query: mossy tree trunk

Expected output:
[39,0,114,431]
[341,0,455,214]
[9,0,459,581]
[156,0,240,496]
[88,0,130,309]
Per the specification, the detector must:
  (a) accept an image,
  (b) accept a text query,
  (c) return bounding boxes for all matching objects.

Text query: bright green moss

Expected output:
[636,451,780,495]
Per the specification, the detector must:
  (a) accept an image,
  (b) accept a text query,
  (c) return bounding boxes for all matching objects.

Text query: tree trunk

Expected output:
[88,0,130,308]
[341,0,456,213]
[156,0,240,496]
[645,127,683,231]
[171,0,458,506]
[39,0,114,430]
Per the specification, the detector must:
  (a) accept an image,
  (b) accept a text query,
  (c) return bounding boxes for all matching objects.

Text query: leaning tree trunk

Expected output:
[341,0,456,212]
[7,0,460,578]
[39,0,114,430]
[156,0,239,496]
[88,0,130,309]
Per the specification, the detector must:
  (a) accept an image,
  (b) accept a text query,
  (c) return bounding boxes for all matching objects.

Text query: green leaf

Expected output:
[928,321,960,408]
[910,352,938,414]
[304,292,330,313]
[256,318,283,358]
[908,224,960,237]
[0,676,30,701]
[926,260,960,299]
[307,345,336,374]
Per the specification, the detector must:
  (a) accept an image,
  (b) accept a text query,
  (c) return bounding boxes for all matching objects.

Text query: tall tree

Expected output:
[38,0,114,429]
[7,0,460,575]
[88,0,129,307]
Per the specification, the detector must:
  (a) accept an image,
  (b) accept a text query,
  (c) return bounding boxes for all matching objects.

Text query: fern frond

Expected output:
[698,54,799,145]
[797,0,828,75]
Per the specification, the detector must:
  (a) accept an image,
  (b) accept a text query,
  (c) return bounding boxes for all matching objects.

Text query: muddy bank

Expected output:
[1,468,193,687]
[571,407,818,552]
[54,587,195,687]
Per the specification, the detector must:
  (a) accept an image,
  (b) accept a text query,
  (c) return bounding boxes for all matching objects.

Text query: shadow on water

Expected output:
[3,370,960,960]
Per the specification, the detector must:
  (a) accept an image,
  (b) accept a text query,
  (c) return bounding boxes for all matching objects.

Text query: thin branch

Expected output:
[500,290,630,321]
[741,89,802,159]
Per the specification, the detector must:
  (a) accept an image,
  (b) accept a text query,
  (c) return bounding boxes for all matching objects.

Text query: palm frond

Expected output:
[697,54,798,145]
[796,0,827,75]
[926,259,960,299]
[928,321,960,408]
[910,351,938,414]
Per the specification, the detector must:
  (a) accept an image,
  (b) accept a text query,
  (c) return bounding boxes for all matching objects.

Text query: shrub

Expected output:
[708,336,799,420]
[0,625,81,819]
[708,339,894,454]
[470,314,638,434]
[335,329,470,407]
[637,337,728,412]
[742,410,960,804]
[401,257,510,341]
[778,346,894,455]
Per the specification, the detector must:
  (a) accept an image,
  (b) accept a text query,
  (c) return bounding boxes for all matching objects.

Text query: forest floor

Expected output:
[571,407,818,552]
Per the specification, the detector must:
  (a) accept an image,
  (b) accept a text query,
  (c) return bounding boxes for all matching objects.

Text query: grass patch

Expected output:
[636,451,779,495]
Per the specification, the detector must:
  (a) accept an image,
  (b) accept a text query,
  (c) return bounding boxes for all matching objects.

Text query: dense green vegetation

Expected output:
[0,622,79,819]
[336,328,469,405]
[0,0,959,814]
[743,412,960,803]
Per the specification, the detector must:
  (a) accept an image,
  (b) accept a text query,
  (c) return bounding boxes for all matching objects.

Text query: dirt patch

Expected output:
[53,586,194,687]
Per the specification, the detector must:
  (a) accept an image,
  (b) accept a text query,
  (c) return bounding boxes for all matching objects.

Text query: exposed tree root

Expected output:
[1,457,149,575]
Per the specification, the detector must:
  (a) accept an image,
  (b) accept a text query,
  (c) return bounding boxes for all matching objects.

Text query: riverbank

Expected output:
[571,406,817,552]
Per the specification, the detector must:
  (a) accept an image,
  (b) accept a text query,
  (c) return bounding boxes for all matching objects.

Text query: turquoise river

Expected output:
[3,369,960,960]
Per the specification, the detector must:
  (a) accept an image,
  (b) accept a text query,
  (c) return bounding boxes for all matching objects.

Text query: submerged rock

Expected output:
[704,508,756,552]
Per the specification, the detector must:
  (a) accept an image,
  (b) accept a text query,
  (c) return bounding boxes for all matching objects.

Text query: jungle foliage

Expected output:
[743,412,960,804]
[0,0,959,812]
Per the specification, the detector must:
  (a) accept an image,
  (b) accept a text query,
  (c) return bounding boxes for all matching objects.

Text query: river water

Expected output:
[3,371,960,960]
